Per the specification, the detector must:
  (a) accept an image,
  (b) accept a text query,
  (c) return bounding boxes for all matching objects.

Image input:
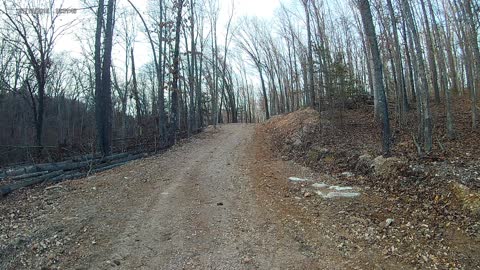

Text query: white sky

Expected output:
[233,0,280,18]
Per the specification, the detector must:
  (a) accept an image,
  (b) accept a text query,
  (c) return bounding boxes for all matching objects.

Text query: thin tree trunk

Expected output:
[386,0,408,119]
[127,0,166,145]
[428,0,455,138]
[94,0,106,155]
[303,0,316,108]
[258,64,270,120]
[189,0,196,134]
[419,0,440,104]
[464,0,480,129]
[358,0,391,155]
[131,47,142,135]
[443,7,459,95]
[169,0,184,145]
[403,0,433,153]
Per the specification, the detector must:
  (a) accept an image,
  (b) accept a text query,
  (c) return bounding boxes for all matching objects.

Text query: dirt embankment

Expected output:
[257,107,480,269]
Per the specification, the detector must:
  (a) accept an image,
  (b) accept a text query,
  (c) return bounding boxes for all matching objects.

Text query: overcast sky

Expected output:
[233,0,280,18]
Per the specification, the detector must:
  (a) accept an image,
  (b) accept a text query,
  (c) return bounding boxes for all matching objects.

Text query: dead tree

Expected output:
[94,0,116,156]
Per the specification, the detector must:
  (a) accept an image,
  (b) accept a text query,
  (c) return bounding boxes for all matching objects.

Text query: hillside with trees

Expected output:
[0,0,479,163]
[1,0,480,269]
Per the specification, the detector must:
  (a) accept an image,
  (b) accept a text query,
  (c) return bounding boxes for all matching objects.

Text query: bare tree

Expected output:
[169,0,185,144]
[402,0,433,153]
[301,0,316,109]
[94,0,116,155]
[357,0,391,155]
[1,0,73,148]
[235,18,270,120]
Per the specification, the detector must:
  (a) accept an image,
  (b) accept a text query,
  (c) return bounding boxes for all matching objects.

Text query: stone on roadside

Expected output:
[385,218,394,227]
[288,177,309,182]
[312,183,328,188]
[329,186,353,191]
[325,192,360,199]
[341,172,354,178]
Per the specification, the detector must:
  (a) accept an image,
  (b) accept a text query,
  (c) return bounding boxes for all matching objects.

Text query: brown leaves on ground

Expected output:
[257,102,480,269]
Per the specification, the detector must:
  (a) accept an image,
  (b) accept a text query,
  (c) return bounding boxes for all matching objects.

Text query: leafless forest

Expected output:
[1,0,480,268]
[0,0,479,165]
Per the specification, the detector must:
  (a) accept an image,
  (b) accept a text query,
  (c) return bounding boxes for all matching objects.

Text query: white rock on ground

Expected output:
[288,177,310,182]
[312,183,328,188]
[329,186,353,191]
[314,190,361,199]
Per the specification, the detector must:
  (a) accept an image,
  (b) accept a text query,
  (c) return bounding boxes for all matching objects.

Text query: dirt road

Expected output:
[2,121,479,269]
[94,124,314,269]
[1,124,332,269]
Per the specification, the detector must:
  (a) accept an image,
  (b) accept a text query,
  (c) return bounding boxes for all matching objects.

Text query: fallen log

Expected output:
[93,162,128,173]
[35,160,75,172]
[1,165,39,179]
[102,152,130,162]
[69,153,99,162]
[50,172,87,183]
[0,160,72,180]
[1,170,63,197]
[11,171,49,181]
[0,152,141,180]
[49,161,130,184]
[111,153,148,165]
[0,151,151,196]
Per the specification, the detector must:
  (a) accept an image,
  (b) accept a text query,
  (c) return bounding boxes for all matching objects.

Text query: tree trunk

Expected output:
[303,0,316,109]
[444,11,459,96]
[196,38,204,129]
[131,47,142,135]
[358,0,391,156]
[419,0,440,105]
[258,64,270,120]
[169,0,184,145]
[94,0,107,155]
[403,0,433,153]
[127,0,166,145]
[386,0,408,119]
[35,80,45,149]
[402,19,416,103]
[464,0,480,129]
[189,0,196,134]
[428,0,455,138]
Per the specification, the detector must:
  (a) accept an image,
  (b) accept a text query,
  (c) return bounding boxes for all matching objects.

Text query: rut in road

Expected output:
[81,124,323,269]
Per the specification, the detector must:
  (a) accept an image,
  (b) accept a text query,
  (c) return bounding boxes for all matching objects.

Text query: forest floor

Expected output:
[1,114,479,269]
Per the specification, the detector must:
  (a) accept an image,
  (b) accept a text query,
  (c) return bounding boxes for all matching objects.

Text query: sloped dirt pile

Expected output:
[263,108,320,158]
[263,107,383,176]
